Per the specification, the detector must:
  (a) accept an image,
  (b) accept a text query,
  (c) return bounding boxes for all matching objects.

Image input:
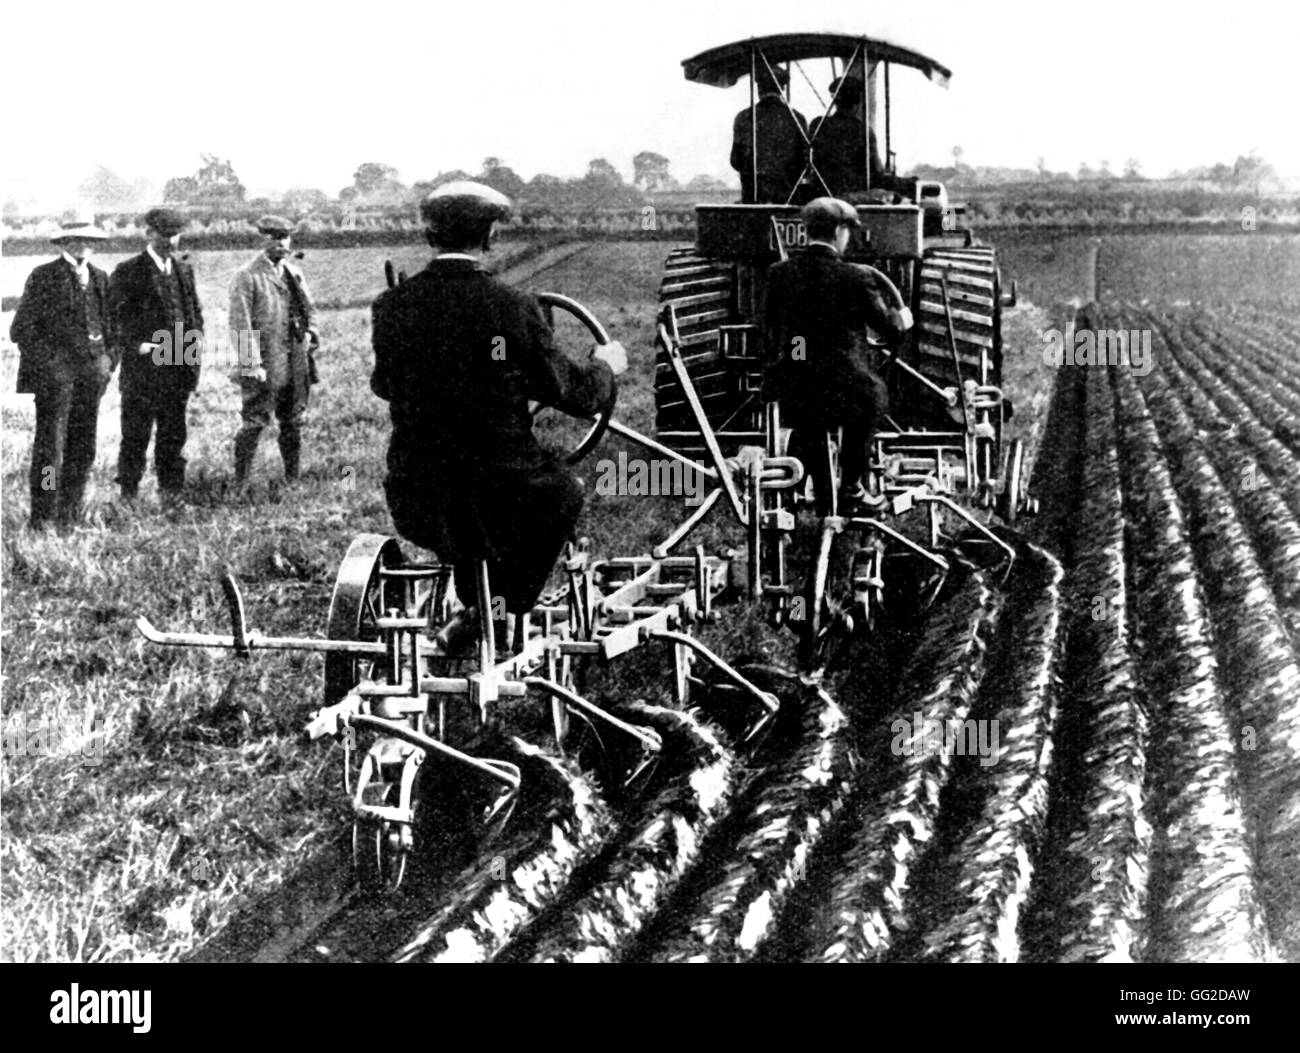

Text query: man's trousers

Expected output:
[118,380,191,494]
[29,360,107,527]
[235,375,309,481]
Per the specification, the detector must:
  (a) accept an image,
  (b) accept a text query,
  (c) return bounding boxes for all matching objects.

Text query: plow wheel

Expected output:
[323,534,449,706]
[352,745,423,894]
[323,534,411,707]
[850,538,885,637]
[997,438,1035,525]
[653,248,748,458]
[353,798,415,895]
[914,246,1006,491]
[799,519,851,673]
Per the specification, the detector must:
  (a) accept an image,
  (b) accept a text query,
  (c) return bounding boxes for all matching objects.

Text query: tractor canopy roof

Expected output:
[683,32,951,89]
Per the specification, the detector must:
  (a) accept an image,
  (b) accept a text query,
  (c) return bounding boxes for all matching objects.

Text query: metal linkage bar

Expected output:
[845,516,951,571]
[653,487,724,558]
[649,630,780,719]
[659,316,748,526]
[605,419,718,479]
[136,615,388,656]
[524,677,663,754]
[347,713,521,793]
[917,493,1016,565]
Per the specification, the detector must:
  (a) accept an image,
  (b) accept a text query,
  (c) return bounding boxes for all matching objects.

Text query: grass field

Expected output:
[11,226,1283,962]
[0,238,756,961]
[1096,233,1300,308]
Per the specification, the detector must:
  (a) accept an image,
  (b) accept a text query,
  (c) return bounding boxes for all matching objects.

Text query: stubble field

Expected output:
[2,230,1298,962]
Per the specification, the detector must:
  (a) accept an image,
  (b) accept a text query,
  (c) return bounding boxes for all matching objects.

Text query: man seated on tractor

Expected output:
[809,75,883,199]
[762,197,913,514]
[371,182,627,651]
[730,64,809,204]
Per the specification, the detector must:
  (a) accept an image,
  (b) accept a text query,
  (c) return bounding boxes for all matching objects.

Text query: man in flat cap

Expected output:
[228,215,319,485]
[371,182,626,644]
[763,197,913,512]
[731,64,809,204]
[10,216,118,529]
[109,208,204,503]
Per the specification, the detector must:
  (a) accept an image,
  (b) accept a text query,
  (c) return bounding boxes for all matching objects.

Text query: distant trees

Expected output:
[633,151,675,193]
[279,187,331,214]
[685,173,729,191]
[79,167,138,210]
[479,157,526,199]
[164,154,246,205]
[341,162,406,206]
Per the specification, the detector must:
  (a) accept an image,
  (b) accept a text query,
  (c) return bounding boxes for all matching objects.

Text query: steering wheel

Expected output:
[531,292,618,465]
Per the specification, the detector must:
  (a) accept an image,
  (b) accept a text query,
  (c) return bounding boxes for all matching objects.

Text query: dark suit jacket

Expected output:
[371,257,615,484]
[731,94,809,204]
[809,115,884,197]
[109,252,204,394]
[10,257,115,394]
[372,256,616,566]
[762,244,907,422]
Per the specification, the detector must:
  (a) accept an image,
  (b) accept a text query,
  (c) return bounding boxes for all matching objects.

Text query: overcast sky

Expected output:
[4,0,1297,209]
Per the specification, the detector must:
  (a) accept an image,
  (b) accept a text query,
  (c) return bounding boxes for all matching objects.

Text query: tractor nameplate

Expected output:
[696,205,923,261]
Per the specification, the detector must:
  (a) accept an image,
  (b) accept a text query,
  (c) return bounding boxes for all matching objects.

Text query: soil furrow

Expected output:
[627,674,857,962]
[391,740,612,963]
[1126,323,1300,960]
[1107,313,1273,962]
[499,704,736,963]
[799,572,1002,963]
[914,540,1064,962]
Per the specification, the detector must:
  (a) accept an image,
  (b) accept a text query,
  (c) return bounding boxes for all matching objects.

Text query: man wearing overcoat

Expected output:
[228,215,319,483]
[10,218,117,528]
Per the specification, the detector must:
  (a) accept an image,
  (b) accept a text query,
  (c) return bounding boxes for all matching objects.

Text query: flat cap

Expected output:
[801,197,861,228]
[142,207,187,236]
[255,214,297,236]
[419,181,513,228]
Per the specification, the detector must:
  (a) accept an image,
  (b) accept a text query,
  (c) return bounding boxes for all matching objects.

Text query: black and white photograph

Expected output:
[2,0,1297,1007]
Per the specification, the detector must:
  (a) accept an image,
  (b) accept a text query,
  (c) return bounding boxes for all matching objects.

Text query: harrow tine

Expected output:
[622,748,661,793]
[219,566,251,658]
[481,759,522,832]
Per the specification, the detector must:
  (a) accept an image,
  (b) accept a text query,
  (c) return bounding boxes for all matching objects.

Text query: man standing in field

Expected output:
[228,215,319,486]
[10,216,118,529]
[763,197,913,513]
[109,208,204,504]
[370,182,626,645]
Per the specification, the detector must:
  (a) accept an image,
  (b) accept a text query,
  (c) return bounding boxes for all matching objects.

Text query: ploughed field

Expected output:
[3,233,1298,962]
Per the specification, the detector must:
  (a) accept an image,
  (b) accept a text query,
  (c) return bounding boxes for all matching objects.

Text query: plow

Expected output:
[135,30,1039,911]
[137,276,1032,893]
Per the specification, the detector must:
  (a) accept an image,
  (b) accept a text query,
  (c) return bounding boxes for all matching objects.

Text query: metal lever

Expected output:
[219,567,250,657]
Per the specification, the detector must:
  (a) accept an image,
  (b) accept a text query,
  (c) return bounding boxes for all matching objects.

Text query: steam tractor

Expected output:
[654,32,1025,520]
